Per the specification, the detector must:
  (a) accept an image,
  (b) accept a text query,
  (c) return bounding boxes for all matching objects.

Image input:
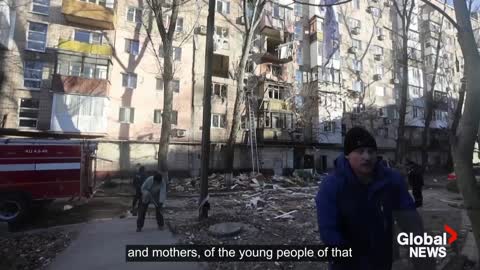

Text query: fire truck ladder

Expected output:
[247,94,260,174]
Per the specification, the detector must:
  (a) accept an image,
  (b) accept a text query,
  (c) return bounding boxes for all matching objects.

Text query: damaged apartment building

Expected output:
[0,0,473,177]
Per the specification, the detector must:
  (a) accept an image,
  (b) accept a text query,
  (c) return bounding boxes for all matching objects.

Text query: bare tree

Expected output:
[224,0,266,181]
[420,1,447,169]
[420,0,480,261]
[392,0,416,164]
[143,0,197,173]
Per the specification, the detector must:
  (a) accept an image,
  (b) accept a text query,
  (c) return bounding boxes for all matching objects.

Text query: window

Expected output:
[378,108,384,117]
[353,80,363,92]
[24,61,43,89]
[294,23,303,40]
[352,39,362,50]
[211,114,226,128]
[171,80,180,92]
[412,106,423,118]
[156,78,163,91]
[267,85,284,100]
[353,103,365,113]
[27,22,47,51]
[171,110,178,125]
[57,55,109,80]
[216,0,230,14]
[80,0,113,8]
[155,78,179,92]
[409,85,422,97]
[127,7,142,23]
[122,73,137,88]
[163,16,184,32]
[32,0,49,15]
[119,107,135,123]
[153,109,162,124]
[376,65,384,75]
[18,98,39,128]
[348,18,361,29]
[433,110,446,121]
[212,83,227,98]
[373,45,383,55]
[434,90,447,103]
[74,30,103,44]
[272,3,284,19]
[294,3,302,16]
[159,46,182,61]
[215,26,229,49]
[375,26,383,36]
[125,39,139,55]
[352,59,362,72]
[376,128,388,138]
[352,0,360,9]
[371,7,381,17]
[321,68,340,84]
[324,121,336,132]
[376,86,385,96]
[176,17,184,32]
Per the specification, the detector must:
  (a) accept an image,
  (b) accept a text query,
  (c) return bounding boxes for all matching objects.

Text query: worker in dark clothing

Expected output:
[131,166,147,215]
[316,127,434,270]
[137,172,166,232]
[407,161,424,208]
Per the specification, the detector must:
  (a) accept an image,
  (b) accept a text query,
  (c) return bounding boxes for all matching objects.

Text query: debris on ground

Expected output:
[0,229,76,270]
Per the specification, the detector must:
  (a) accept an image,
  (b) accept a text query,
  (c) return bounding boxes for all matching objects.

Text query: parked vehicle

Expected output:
[0,139,98,224]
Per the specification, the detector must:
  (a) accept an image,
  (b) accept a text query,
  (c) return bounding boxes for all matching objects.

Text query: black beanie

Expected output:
[344,127,377,155]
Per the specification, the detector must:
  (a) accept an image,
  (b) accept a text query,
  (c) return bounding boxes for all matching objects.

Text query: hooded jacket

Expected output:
[316,155,421,270]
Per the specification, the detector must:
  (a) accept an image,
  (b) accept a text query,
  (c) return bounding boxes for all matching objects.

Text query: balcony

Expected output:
[261,99,289,111]
[62,0,115,30]
[252,40,294,65]
[52,74,110,96]
[58,39,112,57]
[259,2,293,40]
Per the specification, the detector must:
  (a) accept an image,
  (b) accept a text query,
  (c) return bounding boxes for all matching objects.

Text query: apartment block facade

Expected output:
[0,0,473,176]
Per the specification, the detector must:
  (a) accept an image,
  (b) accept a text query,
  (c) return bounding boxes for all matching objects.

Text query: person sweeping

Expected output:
[136,171,167,232]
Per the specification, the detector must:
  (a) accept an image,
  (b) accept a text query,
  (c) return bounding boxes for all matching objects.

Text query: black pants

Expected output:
[137,201,164,229]
[412,186,423,207]
[131,192,141,211]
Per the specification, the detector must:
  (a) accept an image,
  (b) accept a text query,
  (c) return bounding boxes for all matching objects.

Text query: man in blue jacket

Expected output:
[316,127,434,270]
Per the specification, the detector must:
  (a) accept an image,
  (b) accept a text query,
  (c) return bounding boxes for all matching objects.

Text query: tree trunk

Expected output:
[452,0,480,261]
[157,43,174,173]
[421,25,443,169]
[224,29,255,177]
[396,29,409,164]
[199,0,216,220]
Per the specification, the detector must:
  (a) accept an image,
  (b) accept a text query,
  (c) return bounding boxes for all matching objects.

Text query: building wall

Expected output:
[1,0,476,175]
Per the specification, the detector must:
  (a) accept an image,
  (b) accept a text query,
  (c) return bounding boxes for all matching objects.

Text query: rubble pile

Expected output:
[0,229,75,270]
[170,172,324,194]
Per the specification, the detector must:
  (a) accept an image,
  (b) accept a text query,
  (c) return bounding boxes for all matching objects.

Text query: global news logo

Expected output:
[397,225,457,258]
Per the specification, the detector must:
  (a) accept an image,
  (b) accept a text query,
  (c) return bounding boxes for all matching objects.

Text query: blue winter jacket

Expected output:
[315,155,420,270]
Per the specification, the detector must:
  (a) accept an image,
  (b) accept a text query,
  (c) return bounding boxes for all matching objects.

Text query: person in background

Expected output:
[131,165,147,215]
[407,160,424,208]
[315,126,434,270]
[136,171,167,232]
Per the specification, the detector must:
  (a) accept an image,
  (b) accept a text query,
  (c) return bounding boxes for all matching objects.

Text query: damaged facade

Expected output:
[0,0,476,177]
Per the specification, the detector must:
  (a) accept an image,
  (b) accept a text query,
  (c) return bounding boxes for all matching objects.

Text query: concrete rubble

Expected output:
[170,172,324,194]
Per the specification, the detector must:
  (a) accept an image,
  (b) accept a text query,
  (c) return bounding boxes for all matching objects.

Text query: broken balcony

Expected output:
[259,2,293,40]
[252,38,294,65]
[62,0,116,30]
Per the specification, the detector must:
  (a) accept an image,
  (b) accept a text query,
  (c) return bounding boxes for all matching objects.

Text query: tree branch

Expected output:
[291,0,352,7]
[419,0,460,30]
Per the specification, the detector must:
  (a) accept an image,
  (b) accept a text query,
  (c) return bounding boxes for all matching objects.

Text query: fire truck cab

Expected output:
[0,139,97,224]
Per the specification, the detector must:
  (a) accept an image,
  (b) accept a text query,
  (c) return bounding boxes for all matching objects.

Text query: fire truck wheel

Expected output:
[0,194,30,223]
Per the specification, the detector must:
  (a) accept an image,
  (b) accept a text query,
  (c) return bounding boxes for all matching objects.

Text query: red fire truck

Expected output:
[0,139,98,224]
